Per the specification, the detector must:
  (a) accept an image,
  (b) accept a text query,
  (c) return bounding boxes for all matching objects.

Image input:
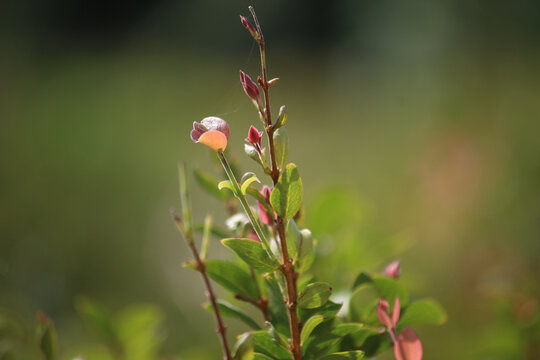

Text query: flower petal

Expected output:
[197,130,228,152]
[377,299,394,329]
[394,327,423,360]
[392,297,401,326]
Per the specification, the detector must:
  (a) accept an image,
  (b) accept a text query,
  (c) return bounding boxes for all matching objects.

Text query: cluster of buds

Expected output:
[377,297,423,360]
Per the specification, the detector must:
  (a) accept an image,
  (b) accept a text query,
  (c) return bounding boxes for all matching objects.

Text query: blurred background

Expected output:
[1,0,539,358]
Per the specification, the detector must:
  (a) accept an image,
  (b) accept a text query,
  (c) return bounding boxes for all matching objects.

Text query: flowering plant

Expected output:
[173,7,446,360]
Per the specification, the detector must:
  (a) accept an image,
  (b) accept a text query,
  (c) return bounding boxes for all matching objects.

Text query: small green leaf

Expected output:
[204,301,261,330]
[331,323,365,337]
[265,321,289,351]
[222,239,279,273]
[253,353,274,360]
[241,172,261,195]
[299,300,342,324]
[319,351,365,359]
[36,313,58,360]
[218,180,235,194]
[252,331,291,359]
[270,164,303,221]
[286,219,301,260]
[273,128,289,170]
[398,299,447,329]
[351,272,372,291]
[275,105,288,129]
[181,259,198,271]
[298,282,332,309]
[264,276,289,333]
[194,169,227,200]
[75,297,117,346]
[205,260,258,300]
[371,276,409,305]
[245,144,265,167]
[300,315,325,346]
[233,332,254,360]
[297,228,314,273]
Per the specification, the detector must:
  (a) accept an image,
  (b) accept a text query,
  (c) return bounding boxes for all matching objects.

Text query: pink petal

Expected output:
[392,297,401,326]
[377,299,394,329]
[394,327,423,360]
[190,129,202,142]
[383,260,401,278]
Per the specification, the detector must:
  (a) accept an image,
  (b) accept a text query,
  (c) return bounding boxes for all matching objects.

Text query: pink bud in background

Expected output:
[247,229,261,242]
[394,328,423,360]
[190,117,230,152]
[383,260,401,279]
[240,70,261,103]
[246,126,263,147]
[239,15,259,40]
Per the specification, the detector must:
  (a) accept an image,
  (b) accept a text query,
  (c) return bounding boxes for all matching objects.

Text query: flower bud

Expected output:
[240,15,260,41]
[240,70,261,105]
[246,125,263,147]
[191,116,230,152]
[383,260,401,279]
[257,185,273,225]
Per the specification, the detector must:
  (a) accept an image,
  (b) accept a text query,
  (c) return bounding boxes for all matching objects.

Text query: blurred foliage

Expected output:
[1,0,539,359]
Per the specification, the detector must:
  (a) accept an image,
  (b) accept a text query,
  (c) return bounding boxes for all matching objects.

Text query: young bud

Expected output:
[239,70,261,105]
[240,15,260,41]
[275,105,288,129]
[268,77,280,86]
[257,185,274,225]
[383,260,401,279]
[246,125,263,147]
[377,299,394,329]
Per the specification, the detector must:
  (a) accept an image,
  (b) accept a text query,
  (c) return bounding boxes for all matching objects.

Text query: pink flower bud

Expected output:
[239,70,260,103]
[247,229,261,242]
[239,15,259,40]
[377,299,394,329]
[257,186,274,225]
[246,125,263,146]
[191,117,230,152]
[383,260,401,279]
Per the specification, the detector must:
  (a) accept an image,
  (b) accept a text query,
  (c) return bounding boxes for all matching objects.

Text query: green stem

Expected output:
[218,151,273,254]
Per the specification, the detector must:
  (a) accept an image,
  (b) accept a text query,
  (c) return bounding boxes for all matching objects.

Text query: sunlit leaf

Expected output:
[218,180,235,194]
[286,219,301,260]
[241,172,261,195]
[252,331,291,359]
[222,238,279,273]
[233,332,254,360]
[298,282,332,309]
[270,164,303,220]
[273,128,288,170]
[300,315,325,346]
[205,260,258,300]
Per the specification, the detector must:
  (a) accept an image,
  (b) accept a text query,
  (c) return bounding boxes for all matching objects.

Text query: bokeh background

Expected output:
[1,0,539,359]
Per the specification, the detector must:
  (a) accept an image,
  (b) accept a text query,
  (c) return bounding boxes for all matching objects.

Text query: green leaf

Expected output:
[245,144,264,167]
[319,351,365,359]
[300,300,342,324]
[205,260,258,300]
[218,180,235,194]
[286,219,301,260]
[204,301,261,330]
[297,228,315,273]
[351,272,372,290]
[398,299,447,329]
[36,313,58,360]
[254,353,274,360]
[301,315,325,346]
[233,332,254,360]
[252,331,291,359]
[275,105,288,129]
[264,276,289,334]
[241,172,261,195]
[222,238,279,273]
[371,275,409,305]
[194,169,227,200]
[331,323,364,337]
[298,282,332,309]
[75,297,118,345]
[270,164,303,220]
[265,321,289,351]
[273,128,289,170]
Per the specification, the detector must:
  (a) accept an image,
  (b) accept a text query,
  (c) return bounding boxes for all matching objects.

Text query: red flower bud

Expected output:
[239,70,261,103]
[246,125,263,146]
[240,15,260,40]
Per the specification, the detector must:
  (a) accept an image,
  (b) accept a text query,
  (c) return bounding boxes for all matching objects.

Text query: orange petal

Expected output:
[198,130,228,152]
[394,327,423,360]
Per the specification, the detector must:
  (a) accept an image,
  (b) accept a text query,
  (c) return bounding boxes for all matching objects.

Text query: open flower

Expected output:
[190,117,230,152]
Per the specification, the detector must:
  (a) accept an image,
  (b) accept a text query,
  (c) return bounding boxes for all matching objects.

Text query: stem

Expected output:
[248,7,302,359]
[175,164,231,360]
[218,151,273,253]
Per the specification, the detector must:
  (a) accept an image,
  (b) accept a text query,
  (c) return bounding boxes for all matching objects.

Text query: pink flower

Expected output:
[257,186,274,225]
[383,260,401,279]
[190,117,230,152]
